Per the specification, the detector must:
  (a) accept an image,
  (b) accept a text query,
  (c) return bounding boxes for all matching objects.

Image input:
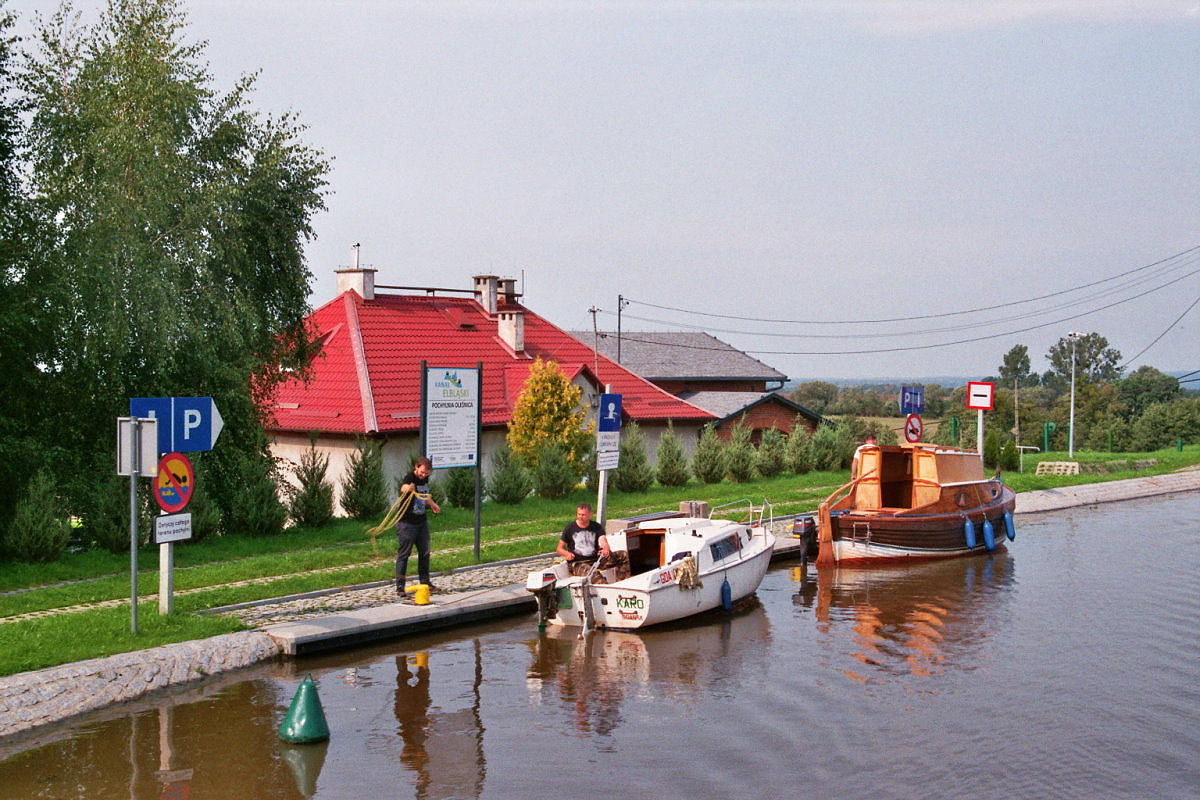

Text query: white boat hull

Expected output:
[536,525,775,630]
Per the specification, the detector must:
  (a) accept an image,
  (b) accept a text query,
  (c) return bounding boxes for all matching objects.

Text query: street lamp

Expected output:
[1067,331,1083,458]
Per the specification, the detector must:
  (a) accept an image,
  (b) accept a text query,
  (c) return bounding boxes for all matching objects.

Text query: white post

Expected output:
[1068,335,1078,458]
[159,538,174,615]
[977,408,984,454]
[596,383,612,527]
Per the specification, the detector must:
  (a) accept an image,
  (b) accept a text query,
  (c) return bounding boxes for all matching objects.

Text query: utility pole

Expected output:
[589,306,600,380]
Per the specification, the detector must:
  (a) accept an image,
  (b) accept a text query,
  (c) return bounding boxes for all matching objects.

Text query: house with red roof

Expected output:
[265,269,715,509]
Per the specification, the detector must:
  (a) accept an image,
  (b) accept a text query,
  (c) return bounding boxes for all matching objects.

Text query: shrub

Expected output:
[340,438,388,520]
[983,430,1000,469]
[185,461,223,542]
[445,467,478,508]
[785,424,813,474]
[655,422,690,487]
[998,439,1019,472]
[230,454,288,537]
[78,473,150,553]
[612,422,655,493]
[287,444,335,527]
[691,426,726,484]
[486,441,532,504]
[755,427,786,478]
[811,422,854,471]
[725,419,756,482]
[532,441,577,500]
[3,470,71,563]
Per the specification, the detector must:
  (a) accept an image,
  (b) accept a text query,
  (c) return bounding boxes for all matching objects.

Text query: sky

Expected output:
[9,0,1200,382]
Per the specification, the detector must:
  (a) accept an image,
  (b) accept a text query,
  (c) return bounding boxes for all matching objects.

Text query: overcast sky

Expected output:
[11,1,1200,382]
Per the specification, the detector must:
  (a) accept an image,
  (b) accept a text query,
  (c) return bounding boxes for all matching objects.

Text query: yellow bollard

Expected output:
[406,584,431,605]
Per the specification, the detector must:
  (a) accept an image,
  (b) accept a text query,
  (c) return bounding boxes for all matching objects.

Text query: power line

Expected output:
[1120,293,1200,370]
[623,244,1200,327]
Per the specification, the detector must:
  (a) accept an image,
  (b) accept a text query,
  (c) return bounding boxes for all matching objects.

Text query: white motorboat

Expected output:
[526,501,776,630]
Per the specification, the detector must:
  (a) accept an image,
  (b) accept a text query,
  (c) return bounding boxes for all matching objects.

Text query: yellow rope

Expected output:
[364,489,431,557]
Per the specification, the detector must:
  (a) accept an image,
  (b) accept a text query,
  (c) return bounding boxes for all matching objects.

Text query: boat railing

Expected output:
[710,498,775,528]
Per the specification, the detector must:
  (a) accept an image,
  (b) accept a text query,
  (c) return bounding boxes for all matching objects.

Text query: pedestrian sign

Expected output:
[155,453,194,513]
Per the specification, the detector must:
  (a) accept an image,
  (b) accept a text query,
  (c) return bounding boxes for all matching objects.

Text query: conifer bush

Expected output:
[3,470,71,563]
[725,419,756,482]
[612,422,655,492]
[785,423,814,474]
[487,441,533,504]
[445,466,478,508]
[231,454,288,537]
[755,427,786,478]
[811,422,854,471]
[287,444,335,527]
[532,441,577,499]
[691,426,726,484]
[655,421,691,487]
[340,438,388,520]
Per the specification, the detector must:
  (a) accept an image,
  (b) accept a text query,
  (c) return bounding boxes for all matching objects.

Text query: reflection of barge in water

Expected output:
[817,442,1016,565]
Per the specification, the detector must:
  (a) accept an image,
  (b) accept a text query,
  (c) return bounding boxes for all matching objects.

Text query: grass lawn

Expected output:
[1,445,1196,677]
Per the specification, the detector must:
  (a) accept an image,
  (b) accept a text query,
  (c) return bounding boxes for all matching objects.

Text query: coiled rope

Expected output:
[364,489,429,557]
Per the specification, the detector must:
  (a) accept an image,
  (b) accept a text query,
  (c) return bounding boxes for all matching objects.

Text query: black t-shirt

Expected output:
[560,520,605,559]
[399,471,430,524]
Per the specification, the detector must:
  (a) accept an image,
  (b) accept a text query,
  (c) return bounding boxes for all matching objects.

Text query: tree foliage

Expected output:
[13,0,328,538]
[724,418,756,482]
[507,358,593,476]
[611,422,655,493]
[654,421,690,487]
[340,438,388,520]
[531,440,578,500]
[1046,333,1123,383]
[287,444,334,527]
[755,427,786,478]
[691,426,726,484]
[998,344,1037,388]
[486,440,532,504]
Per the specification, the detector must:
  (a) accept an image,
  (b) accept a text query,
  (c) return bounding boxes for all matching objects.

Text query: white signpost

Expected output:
[116,416,159,635]
[595,391,621,525]
[966,381,995,454]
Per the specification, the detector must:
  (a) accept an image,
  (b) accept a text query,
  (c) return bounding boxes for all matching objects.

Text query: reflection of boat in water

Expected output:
[527,502,775,629]
[526,601,773,732]
[817,442,1016,565]
[793,555,1015,679]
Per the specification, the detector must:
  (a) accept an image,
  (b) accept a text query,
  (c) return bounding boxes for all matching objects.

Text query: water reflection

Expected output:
[792,554,1015,682]
[525,601,773,735]
[391,646,485,800]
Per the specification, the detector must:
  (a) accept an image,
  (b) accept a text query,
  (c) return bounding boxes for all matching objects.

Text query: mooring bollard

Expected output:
[278,673,330,744]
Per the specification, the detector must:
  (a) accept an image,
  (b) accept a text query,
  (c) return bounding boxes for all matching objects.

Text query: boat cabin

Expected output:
[852,443,987,511]
[605,517,753,578]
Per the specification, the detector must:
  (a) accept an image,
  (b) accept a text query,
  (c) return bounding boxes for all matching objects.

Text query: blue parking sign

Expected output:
[900,385,924,415]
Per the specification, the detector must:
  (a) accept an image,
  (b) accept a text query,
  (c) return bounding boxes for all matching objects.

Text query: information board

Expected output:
[424,366,480,468]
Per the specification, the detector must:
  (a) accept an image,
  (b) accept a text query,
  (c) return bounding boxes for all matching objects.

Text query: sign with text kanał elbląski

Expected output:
[423,366,480,469]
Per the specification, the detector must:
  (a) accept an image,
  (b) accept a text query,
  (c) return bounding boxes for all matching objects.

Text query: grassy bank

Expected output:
[1,446,1196,677]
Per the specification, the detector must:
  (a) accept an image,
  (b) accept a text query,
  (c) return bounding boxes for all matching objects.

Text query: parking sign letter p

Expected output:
[183,409,201,440]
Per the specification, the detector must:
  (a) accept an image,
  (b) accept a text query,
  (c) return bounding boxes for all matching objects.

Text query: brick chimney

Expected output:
[498,309,525,354]
[473,274,499,315]
[335,244,375,300]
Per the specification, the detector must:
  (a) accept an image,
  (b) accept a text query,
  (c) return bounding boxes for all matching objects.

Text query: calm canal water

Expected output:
[2,493,1197,799]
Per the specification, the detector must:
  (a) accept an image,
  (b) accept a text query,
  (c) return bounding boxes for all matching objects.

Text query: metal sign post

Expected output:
[595,389,621,526]
[117,416,159,635]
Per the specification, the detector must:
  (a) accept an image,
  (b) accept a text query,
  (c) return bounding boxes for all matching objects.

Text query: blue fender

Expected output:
[964,518,976,550]
[1004,511,1016,542]
[983,519,996,552]
[721,578,732,612]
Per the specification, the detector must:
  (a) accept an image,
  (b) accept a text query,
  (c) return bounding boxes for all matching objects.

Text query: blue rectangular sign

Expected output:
[900,385,925,415]
[130,397,224,454]
[598,393,622,432]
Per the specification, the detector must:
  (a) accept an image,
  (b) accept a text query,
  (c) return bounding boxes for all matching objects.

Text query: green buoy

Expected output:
[278,673,330,743]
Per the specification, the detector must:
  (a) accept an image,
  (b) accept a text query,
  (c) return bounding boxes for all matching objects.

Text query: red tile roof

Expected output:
[266,288,714,435]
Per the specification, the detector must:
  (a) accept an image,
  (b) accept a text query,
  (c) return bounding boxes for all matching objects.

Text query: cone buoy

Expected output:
[279,673,330,743]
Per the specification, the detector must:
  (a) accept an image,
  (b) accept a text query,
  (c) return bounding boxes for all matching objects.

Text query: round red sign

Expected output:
[155,452,195,513]
[905,414,923,443]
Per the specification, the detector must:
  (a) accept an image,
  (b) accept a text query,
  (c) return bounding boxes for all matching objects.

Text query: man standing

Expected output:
[557,501,610,577]
[396,457,441,598]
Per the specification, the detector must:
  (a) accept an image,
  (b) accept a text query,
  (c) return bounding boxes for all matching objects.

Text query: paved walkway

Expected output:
[2,469,1197,741]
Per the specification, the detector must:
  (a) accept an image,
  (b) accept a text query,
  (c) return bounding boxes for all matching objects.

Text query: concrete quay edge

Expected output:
[2,470,1196,741]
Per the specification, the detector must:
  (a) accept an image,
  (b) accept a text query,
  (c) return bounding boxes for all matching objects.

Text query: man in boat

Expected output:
[851,433,877,479]
[557,502,611,578]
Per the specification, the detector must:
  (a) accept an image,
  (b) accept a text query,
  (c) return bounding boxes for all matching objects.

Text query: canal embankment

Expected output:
[2,468,1197,740]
